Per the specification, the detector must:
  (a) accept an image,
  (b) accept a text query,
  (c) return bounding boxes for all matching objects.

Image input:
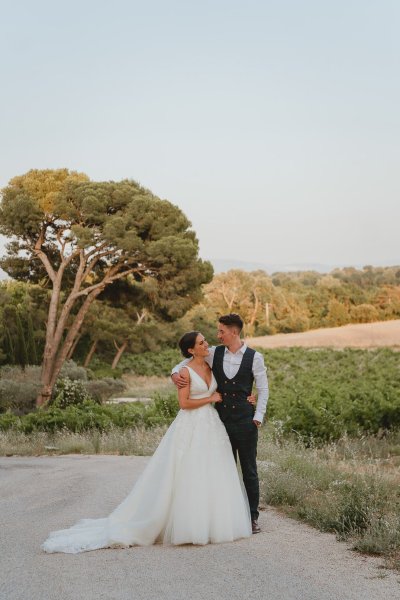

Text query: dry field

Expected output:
[246,319,400,349]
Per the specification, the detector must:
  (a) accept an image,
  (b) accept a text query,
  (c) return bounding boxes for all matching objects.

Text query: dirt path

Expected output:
[246,319,400,349]
[1,455,399,600]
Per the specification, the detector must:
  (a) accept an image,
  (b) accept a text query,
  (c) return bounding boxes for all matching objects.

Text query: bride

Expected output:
[42,331,252,553]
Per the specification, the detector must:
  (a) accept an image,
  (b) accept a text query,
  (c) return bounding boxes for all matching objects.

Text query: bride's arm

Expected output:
[177,368,222,410]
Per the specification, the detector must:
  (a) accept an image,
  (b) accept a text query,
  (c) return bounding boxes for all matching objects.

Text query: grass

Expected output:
[257,425,400,570]
[0,426,167,457]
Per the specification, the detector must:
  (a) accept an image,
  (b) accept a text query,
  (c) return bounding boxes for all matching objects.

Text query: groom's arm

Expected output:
[252,352,269,425]
[171,346,216,387]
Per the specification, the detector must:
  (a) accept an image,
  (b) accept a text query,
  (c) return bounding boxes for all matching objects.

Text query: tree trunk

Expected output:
[111,340,128,369]
[36,288,103,406]
[34,240,140,407]
[67,333,82,360]
[84,339,98,368]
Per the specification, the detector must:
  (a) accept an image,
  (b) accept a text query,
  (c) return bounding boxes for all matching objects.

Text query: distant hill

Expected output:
[246,319,400,349]
[208,258,400,275]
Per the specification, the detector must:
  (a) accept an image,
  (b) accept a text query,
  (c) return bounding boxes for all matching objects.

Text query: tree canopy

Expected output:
[0,169,212,404]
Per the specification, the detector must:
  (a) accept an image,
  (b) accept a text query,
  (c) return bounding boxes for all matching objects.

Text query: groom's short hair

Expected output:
[218,313,243,333]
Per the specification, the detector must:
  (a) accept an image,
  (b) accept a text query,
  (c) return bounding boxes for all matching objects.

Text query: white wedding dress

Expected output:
[42,366,252,553]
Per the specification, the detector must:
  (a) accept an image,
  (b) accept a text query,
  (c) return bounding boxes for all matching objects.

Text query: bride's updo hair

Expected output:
[179,331,200,358]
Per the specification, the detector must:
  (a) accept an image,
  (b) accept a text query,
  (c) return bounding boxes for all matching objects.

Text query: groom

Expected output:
[171,313,269,534]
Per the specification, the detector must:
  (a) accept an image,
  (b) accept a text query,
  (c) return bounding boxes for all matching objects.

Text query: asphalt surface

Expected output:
[1,455,399,600]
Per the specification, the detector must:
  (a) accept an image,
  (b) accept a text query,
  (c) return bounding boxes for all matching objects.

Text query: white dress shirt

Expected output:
[172,344,269,424]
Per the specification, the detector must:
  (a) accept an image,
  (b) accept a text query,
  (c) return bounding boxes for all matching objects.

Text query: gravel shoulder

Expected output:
[1,455,399,600]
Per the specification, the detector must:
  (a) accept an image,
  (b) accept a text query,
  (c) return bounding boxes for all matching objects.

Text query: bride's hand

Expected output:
[247,394,257,405]
[210,392,222,403]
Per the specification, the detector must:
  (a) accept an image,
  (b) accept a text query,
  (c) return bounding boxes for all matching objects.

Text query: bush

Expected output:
[0,365,41,382]
[59,360,88,381]
[349,304,380,323]
[0,400,146,433]
[262,347,400,442]
[51,378,93,409]
[0,392,179,434]
[84,378,126,403]
[87,359,123,379]
[119,348,181,377]
[0,360,126,414]
[0,380,39,414]
[144,392,180,426]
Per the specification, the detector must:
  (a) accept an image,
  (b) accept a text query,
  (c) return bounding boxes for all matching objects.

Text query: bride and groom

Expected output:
[42,313,269,553]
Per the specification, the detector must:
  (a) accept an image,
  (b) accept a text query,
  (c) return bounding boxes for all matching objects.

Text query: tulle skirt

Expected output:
[42,404,252,553]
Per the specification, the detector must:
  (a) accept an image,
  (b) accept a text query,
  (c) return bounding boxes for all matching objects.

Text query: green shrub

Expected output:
[84,378,126,403]
[88,359,123,379]
[51,378,93,409]
[0,364,41,382]
[0,394,178,433]
[59,360,88,381]
[0,401,144,433]
[119,348,181,377]
[143,392,180,426]
[262,347,400,442]
[0,380,39,414]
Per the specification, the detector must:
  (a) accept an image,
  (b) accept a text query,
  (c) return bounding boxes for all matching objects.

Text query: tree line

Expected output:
[1,255,399,373]
[184,266,400,340]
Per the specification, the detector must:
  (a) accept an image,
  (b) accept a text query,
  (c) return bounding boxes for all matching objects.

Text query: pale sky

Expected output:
[1,0,399,268]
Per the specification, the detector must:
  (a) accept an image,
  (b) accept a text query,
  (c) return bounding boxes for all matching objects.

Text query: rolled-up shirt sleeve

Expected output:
[171,358,190,375]
[252,352,269,424]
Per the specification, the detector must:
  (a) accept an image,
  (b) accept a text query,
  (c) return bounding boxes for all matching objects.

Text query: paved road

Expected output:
[1,455,399,600]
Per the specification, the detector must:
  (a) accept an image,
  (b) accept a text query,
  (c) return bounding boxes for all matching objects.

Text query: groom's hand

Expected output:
[171,372,188,389]
[253,420,261,428]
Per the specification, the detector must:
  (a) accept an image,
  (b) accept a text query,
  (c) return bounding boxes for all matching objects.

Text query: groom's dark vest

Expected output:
[212,345,256,424]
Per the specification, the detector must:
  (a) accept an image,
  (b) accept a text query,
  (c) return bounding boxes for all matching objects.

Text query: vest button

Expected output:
[232,405,236,408]
[225,380,228,384]
[223,404,226,408]
[232,393,236,397]
[233,381,235,385]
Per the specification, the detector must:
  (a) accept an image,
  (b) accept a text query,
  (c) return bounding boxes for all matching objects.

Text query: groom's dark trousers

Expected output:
[212,345,259,520]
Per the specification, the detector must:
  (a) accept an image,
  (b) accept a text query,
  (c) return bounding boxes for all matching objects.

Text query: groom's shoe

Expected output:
[252,520,261,534]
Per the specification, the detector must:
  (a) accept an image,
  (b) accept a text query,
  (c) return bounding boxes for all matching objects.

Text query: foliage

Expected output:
[0,361,125,414]
[257,427,400,569]
[51,378,93,409]
[119,348,182,376]
[0,281,47,366]
[195,266,400,336]
[145,392,180,426]
[111,345,400,442]
[263,347,400,441]
[0,380,40,414]
[2,348,399,443]
[0,169,213,404]
[0,399,164,433]
[0,264,399,371]
[59,360,88,381]
[0,400,144,433]
[84,378,126,403]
